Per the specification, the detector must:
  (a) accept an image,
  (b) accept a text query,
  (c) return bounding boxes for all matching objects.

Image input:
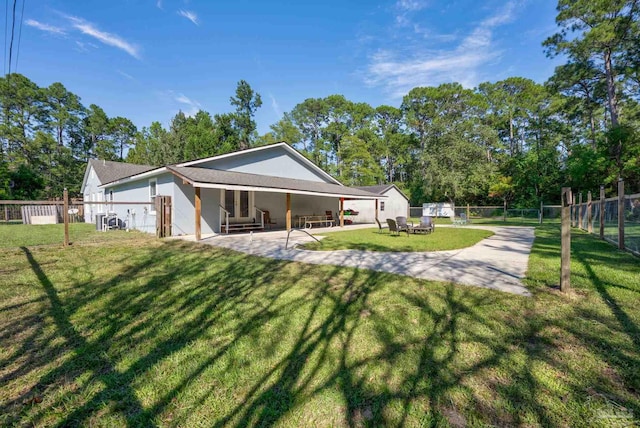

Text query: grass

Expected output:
[0,223,142,249]
[301,227,494,252]
[1,225,639,426]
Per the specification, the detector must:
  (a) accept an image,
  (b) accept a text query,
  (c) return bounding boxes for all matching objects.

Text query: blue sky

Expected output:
[12,0,561,134]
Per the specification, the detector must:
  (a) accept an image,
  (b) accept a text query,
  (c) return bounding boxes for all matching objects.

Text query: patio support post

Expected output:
[195,186,201,241]
[286,193,291,231]
[375,198,378,220]
[340,198,344,227]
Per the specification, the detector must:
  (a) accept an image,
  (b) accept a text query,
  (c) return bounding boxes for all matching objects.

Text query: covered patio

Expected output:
[166,166,383,240]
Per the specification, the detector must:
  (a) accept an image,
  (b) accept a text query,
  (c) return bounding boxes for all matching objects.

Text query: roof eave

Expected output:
[185,180,385,200]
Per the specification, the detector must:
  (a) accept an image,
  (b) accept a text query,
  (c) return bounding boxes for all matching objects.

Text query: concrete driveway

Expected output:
[195,224,535,296]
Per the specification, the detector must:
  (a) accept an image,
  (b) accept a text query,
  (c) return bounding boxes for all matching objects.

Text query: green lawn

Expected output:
[0,223,143,248]
[1,225,639,426]
[301,227,494,252]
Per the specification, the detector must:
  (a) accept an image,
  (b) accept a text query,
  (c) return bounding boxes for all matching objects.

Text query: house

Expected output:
[348,184,410,224]
[80,142,383,238]
[81,159,156,225]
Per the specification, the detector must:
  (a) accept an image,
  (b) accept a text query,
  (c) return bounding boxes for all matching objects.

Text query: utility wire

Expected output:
[3,0,8,75]
[14,0,24,73]
[7,0,16,75]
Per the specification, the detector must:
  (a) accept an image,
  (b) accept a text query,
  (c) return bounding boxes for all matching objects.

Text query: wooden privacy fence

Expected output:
[1,199,85,223]
[571,180,640,256]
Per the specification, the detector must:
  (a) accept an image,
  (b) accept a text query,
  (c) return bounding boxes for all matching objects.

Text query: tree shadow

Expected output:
[2,235,639,426]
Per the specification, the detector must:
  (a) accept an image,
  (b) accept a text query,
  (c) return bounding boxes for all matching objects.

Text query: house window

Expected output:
[149,179,157,213]
[225,190,236,218]
[239,191,249,218]
[380,201,385,211]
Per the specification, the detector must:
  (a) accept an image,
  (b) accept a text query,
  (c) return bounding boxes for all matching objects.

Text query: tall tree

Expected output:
[229,80,262,150]
[109,117,137,160]
[44,82,85,147]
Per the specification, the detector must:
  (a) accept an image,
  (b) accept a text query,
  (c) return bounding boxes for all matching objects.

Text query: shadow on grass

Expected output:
[1,234,639,426]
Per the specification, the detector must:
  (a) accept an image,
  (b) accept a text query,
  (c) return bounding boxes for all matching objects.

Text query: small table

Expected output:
[297,215,335,229]
[411,226,433,234]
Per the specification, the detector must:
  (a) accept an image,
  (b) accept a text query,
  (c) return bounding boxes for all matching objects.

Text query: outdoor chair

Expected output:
[452,213,469,226]
[375,217,386,233]
[388,218,410,236]
[395,216,413,233]
[415,216,435,233]
[262,210,277,229]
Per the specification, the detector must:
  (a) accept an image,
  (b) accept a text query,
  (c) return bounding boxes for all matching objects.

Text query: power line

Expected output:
[3,0,8,75]
[7,0,16,74]
[14,0,23,73]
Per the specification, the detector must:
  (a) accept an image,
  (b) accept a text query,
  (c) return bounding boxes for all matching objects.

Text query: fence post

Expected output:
[587,191,592,233]
[63,188,70,246]
[561,187,572,292]
[618,179,625,250]
[578,192,583,229]
[599,185,605,240]
[539,200,543,224]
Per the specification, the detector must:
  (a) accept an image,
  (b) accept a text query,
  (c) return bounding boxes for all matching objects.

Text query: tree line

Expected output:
[1,0,639,207]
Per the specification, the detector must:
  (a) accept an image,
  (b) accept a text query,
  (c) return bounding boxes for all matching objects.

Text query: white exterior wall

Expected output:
[347,187,409,223]
[103,172,174,234]
[82,165,105,224]
[254,192,287,228]
[173,179,220,235]
[194,146,331,183]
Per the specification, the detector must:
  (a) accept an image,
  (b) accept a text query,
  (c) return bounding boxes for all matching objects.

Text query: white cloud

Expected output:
[174,92,202,116]
[116,70,135,80]
[178,10,199,25]
[396,0,429,11]
[25,19,66,35]
[67,15,140,59]
[364,1,519,97]
[269,93,281,117]
[156,0,163,9]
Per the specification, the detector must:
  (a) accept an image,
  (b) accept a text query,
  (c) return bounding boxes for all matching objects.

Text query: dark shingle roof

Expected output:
[89,159,157,184]
[355,184,409,201]
[354,185,394,195]
[169,166,382,199]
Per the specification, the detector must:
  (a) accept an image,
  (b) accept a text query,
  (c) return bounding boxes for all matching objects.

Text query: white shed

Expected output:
[348,184,410,223]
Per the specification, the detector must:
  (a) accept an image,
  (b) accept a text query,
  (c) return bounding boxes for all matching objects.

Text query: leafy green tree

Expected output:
[109,116,137,160]
[230,80,262,149]
[402,83,498,206]
[44,82,85,147]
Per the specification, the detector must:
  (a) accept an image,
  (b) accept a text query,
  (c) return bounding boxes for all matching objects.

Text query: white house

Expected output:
[81,159,156,225]
[347,184,410,224]
[80,142,382,238]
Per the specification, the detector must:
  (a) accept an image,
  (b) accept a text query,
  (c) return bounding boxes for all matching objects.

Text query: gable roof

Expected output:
[176,142,342,185]
[354,184,410,201]
[83,159,157,190]
[167,166,382,199]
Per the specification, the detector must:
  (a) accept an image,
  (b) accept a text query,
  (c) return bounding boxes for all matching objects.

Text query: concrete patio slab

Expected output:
[191,224,535,296]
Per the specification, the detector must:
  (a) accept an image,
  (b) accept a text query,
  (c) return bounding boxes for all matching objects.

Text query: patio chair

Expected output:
[375,217,386,233]
[395,216,413,233]
[416,216,435,233]
[387,218,410,236]
[262,210,277,229]
[452,213,469,226]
